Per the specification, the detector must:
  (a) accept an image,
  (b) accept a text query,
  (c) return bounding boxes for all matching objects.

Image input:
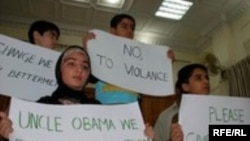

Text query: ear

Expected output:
[182,83,190,92]
[33,31,40,42]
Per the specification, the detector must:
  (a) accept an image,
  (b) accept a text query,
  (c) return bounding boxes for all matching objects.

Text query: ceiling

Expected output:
[0,0,248,54]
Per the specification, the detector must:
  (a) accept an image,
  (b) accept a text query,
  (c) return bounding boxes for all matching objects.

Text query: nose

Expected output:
[203,78,210,89]
[51,39,57,48]
[204,78,208,82]
[128,26,133,31]
[203,79,209,86]
[75,65,83,73]
[127,30,134,39]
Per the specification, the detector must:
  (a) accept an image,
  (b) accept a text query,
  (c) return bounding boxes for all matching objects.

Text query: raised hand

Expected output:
[82,32,96,50]
[0,112,13,139]
[170,123,183,141]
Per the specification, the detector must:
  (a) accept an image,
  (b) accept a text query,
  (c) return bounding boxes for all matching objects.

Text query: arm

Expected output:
[154,103,179,141]
[154,115,168,141]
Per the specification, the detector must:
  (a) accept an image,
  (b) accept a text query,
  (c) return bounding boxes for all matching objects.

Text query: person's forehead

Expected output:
[63,50,88,61]
[119,18,134,25]
[49,30,59,36]
[67,52,87,59]
[191,68,207,76]
[43,30,58,36]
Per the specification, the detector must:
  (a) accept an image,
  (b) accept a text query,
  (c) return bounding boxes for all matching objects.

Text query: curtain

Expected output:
[226,56,250,97]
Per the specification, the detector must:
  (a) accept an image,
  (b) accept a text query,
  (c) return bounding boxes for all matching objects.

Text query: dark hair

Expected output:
[175,63,208,105]
[175,63,208,94]
[28,20,60,43]
[110,13,136,30]
[55,45,90,88]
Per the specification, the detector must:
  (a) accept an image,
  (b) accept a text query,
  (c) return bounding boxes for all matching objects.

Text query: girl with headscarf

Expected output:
[0,45,100,140]
[37,45,100,104]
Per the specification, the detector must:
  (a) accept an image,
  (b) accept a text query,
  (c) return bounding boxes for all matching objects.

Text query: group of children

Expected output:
[0,13,210,141]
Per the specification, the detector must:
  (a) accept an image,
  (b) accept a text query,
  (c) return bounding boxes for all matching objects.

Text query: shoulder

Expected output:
[158,103,179,119]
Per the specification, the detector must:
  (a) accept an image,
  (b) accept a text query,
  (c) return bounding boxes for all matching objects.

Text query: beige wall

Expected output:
[0,24,27,41]
[197,8,250,96]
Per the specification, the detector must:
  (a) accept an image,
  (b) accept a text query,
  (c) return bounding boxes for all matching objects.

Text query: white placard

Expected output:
[179,95,250,141]
[0,34,59,101]
[87,29,174,96]
[8,97,148,141]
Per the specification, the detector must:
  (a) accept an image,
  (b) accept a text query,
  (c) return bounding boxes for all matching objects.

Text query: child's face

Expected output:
[182,68,210,95]
[110,18,135,39]
[61,51,90,91]
[35,30,58,49]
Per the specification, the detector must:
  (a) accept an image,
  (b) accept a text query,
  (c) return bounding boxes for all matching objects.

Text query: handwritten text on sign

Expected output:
[0,34,60,101]
[9,97,148,141]
[87,29,174,96]
[179,95,250,141]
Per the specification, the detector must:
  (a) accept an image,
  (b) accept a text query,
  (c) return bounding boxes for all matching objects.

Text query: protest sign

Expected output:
[0,34,59,101]
[87,29,174,96]
[0,31,174,101]
[8,97,148,141]
[179,95,250,141]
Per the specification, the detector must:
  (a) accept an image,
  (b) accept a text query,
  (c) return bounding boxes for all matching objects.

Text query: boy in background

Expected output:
[28,20,60,49]
[83,13,175,104]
